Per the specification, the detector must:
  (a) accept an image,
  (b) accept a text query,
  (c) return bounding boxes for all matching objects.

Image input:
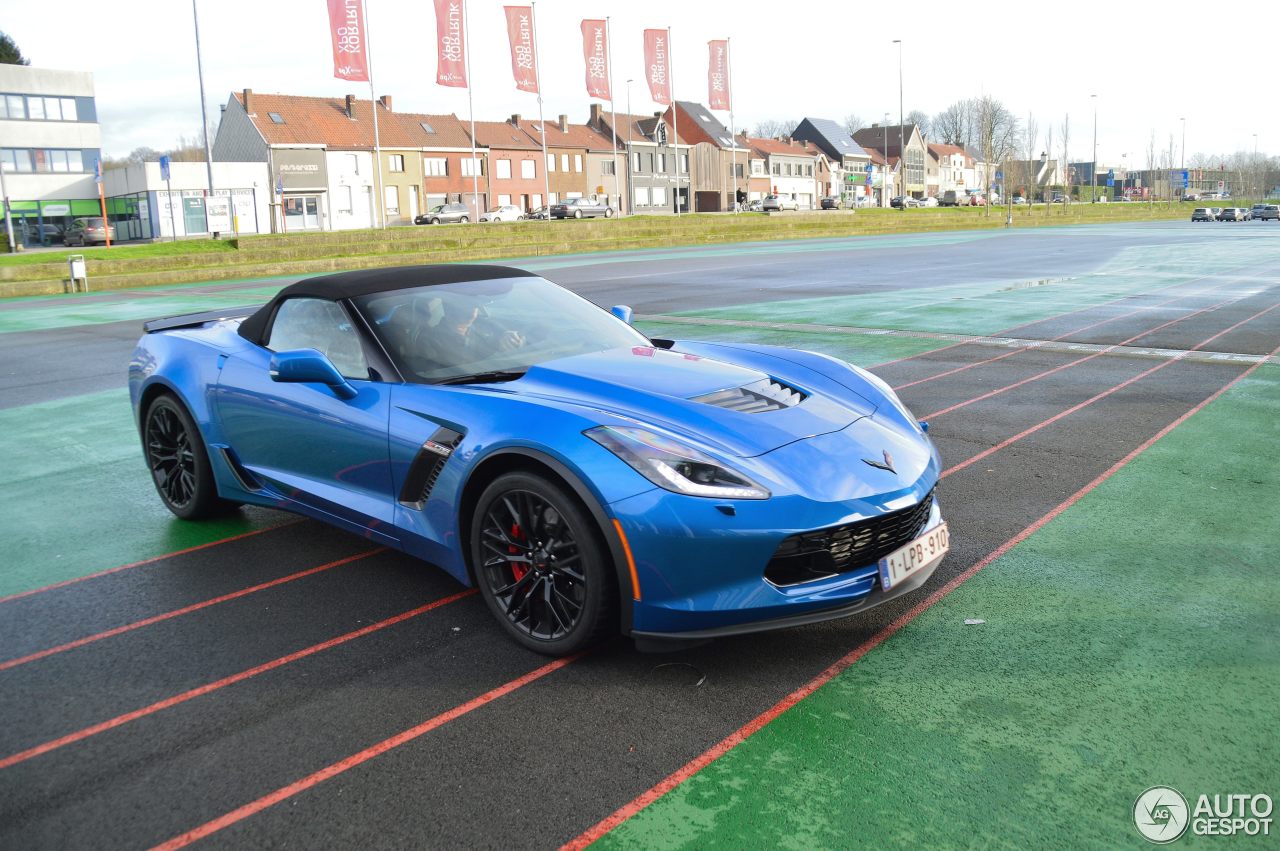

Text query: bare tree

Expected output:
[932,99,976,149]
[975,96,1019,213]
[906,109,931,139]
[842,114,866,136]
[752,118,796,139]
[1060,114,1071,205]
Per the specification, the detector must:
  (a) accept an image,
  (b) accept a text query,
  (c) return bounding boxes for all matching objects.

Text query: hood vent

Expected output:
[691,378,806,413]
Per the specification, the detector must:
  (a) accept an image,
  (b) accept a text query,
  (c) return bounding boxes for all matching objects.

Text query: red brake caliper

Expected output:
[509,523,528,581]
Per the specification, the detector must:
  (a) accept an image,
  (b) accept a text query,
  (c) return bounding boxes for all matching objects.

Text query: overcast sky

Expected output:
[6,0,1275,167]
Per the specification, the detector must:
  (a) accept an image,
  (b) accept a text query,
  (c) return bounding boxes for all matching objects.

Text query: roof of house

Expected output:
[510,117,616,152]
[233,91,471,150]
[471,120,543,150]
[927,142,974,165]
[793,117,868,160]
[673,101,741,149]
[851,123,920,158]
[742,135,824,159]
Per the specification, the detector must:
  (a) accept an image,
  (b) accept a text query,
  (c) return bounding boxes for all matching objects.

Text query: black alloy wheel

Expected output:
[143,395,233,520]
[471,472,615,655]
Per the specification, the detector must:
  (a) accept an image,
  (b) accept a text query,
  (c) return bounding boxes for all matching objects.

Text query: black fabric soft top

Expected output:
[237,264,536,344]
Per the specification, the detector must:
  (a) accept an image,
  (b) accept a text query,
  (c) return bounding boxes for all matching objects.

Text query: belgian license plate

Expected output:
[879,523,949,590]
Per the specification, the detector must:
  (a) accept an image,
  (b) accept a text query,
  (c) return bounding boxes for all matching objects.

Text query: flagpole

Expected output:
[531,1,551,220]
[192,0,215,198]
[361,0,385,229]
[668,27,680,215]
[727,37,737,213]
[605,17,621,215]
[463,0,480,217]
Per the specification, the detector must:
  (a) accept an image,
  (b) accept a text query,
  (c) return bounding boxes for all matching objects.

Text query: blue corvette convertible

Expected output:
[129,265,948,654]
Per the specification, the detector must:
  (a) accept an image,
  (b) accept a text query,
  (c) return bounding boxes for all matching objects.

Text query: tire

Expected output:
[460,216,469,223]
[430,218,440,225]
[574,209,582,219]
[604,207,613,218]
[143,394,235,520]
[470,471,617,655]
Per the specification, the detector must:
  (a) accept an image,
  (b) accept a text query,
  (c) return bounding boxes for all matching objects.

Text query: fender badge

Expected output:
[862,450,896,474]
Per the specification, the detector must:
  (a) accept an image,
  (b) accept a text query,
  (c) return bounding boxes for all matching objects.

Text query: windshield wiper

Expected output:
[434,369,528,386]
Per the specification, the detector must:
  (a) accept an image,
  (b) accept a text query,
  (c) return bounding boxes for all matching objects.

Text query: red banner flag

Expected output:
[433,0,467,88]
[707,39,730,111]
[581,19,610,100]
[327,0,369,82]
[503,6,538,93]
[643,29,671,105]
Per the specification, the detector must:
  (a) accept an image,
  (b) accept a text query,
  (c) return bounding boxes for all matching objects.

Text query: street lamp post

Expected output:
[883,112,890,208]
[894,39,904,199]
[626,79,634,214]
[1180,117,1186,201]
[1091,94,1098,202]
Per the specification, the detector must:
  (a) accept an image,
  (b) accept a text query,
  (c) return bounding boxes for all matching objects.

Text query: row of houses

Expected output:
[205,90,1012,232]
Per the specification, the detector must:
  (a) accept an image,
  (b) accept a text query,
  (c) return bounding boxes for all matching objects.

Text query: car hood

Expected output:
[493,346,874,458]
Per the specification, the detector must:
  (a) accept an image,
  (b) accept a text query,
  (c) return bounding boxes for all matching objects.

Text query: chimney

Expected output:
[558,114,568,133]
[510,114,522,126]
[379,95,393,112]
[589,103,603,127]
[345,94,356,119]
[242,88,254,114]
[654,111,663,118]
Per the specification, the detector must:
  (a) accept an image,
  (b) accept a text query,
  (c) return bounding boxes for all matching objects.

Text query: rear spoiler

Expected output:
[143,306,260,334]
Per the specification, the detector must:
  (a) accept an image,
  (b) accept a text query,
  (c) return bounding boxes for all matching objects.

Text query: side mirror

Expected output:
[610,305,634,325]
[269,349,358,400]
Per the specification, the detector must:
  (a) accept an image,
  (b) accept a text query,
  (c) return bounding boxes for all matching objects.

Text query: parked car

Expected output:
[63,217,116,246]
[1218,207,1248,222]
[1012,197,1028,206]
[746,199,764,212]
[939,190,960,207]
[761,194,800,212]
[1209,207,1225,220]
[131,264,948,655]
[819,197,842,210]
[1050,193,1067,203]
[550,197,614,219]
[1183,193,1200,202]
[415,204,470,225]
[27,223,64,244]
[890,196,911,209]
[966,195,987,207]
[479,205,524,223]
[527,206,550,220]
[1201,192,1222,201]
[1191,208,1216,222]
[1254,204,1280,221]
[918,196,939,207]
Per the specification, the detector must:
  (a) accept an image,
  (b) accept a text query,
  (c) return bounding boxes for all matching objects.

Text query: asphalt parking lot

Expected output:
[1,221,1277,848]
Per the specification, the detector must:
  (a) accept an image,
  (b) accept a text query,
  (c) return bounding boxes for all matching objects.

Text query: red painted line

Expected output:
[940,301,1280,479]
[891,283,1230,391]
[0,589,476,771]
[0,519,305,607]
[564,337,1280,851]
[867,269,1228,370]
[919,291,1243,420]
[0,548,383,672]
[151,652,582,851]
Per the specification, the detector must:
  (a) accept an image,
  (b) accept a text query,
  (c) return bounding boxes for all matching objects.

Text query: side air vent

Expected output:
[691,378,806,413]
[398,426,465,509]
[219,447,264,492]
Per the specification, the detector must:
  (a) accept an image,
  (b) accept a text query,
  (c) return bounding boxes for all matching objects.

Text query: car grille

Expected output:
[691,378,806,413]
[764,488,936,586]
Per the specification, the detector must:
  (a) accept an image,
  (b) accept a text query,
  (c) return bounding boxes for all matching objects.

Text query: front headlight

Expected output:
[585,426,770,500]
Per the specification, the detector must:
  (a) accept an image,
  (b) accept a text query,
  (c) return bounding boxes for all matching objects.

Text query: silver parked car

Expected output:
[761,194,800,212]
[549,197,614,219]
[479,205,525,223]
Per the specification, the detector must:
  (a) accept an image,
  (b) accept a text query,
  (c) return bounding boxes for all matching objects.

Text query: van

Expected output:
[940,190,960,207]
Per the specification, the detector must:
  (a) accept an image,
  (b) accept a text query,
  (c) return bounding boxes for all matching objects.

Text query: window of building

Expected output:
[734,163,745,178]
[27,97,45,120]
[549,192,559,204]
[652,186,668,206]
[680,154,688,174]
[496,159,512,179]
[632,152,643,172]
[1,149,31,172]
[646,152,654,172]
[268,112,285,124]
[461,156,482,176]
[4,95,24,120]
[60,98,78,121]
[425,157,447,176]
[574,154,583,172]
[384,185,399,215]
[530,194,542,208]
[560,153,570,172]
[388,154,405,172]
[520,159,535,179]
[336,185,353,215]
[420,121,436,133]
[547,153,556,172]
[751,160,764,175]
[657,153,667,173]
[341,153,359,174]
[634,186,651,206]
[771,163,780,175]
[66,150,83,172]
[601,160,616,175]
[498,194,512,206]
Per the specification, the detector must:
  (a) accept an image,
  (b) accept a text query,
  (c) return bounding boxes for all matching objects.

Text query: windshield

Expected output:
[356,276,649,383]
[429,205,445,213]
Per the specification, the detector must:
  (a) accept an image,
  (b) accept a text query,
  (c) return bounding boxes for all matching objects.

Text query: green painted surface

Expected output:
[595,365,1280,849]
[0,284,293,334]
[680,240,1280,337]
[635,320,943,367]
[0,390,288,598]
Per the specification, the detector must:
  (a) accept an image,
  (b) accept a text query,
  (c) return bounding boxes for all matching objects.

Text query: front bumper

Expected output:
[613,474,944,638]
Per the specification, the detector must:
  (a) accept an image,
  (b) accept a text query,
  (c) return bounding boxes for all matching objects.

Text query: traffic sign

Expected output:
[865,164,873,173]
[1181,170,1189,188]
[995,170,1003,180]
[159,155,171,182]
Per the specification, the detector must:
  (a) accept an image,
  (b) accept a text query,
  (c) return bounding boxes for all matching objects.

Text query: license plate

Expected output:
[878,523,949,590]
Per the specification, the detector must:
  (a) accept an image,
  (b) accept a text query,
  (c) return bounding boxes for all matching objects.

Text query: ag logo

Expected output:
[1134,786,1190,843]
